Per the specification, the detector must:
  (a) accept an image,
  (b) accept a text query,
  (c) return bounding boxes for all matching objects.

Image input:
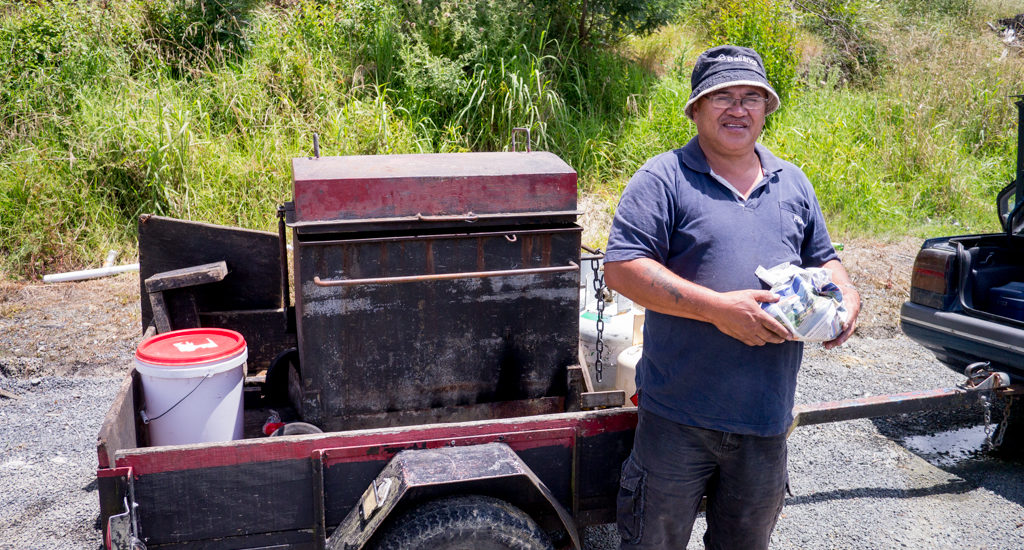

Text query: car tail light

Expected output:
[909,246,957,309]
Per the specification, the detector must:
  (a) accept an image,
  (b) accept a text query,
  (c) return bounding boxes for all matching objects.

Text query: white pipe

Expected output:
[43,263,140,283]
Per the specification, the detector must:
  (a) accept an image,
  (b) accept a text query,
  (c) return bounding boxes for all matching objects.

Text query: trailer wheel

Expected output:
[371,495,553,550]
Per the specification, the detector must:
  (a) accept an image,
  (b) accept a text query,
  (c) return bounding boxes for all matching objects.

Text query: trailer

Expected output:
[96,143,1022,550]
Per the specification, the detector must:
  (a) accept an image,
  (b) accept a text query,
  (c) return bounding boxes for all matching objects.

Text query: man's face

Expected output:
[692,85,768,156]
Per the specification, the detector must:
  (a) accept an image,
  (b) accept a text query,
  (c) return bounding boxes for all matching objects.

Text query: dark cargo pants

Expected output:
[617,408,788,550]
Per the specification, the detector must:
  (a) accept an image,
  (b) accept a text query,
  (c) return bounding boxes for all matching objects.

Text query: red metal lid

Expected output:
[135,328,246,366]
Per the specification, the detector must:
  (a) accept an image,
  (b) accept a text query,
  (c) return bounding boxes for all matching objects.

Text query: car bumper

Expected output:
[900,301,1024,379]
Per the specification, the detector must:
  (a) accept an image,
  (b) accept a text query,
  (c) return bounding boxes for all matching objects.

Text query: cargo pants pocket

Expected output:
[616,454,646,546]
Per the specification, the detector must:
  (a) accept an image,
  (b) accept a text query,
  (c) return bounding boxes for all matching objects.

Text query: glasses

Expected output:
[707,95,767,110]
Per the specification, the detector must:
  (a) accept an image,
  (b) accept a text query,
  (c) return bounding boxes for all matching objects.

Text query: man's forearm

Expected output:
[603,257,723,323]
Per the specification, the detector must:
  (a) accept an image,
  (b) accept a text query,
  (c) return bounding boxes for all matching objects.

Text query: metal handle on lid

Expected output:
[313,262,579,287]
[511,127,531,153]
[415,212,479,223]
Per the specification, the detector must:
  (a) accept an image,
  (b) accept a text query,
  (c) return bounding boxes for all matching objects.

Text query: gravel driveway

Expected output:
[2,240,1024,549]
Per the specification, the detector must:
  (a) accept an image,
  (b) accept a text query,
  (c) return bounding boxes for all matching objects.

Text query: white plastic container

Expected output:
[615,345,642,406]
[579,302,643,391]
[134,328,247,446]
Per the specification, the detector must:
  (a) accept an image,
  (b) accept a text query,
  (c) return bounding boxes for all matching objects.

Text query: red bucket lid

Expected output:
[135,328,246,366]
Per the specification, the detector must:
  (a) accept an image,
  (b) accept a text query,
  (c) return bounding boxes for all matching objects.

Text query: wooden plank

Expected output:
[144,261,228,293]
[137,215,283,332]
[97,372,139,469]
[566,366,583,413]
[577,342,595,393]
[148,291,172,333]
[581,390,626,410]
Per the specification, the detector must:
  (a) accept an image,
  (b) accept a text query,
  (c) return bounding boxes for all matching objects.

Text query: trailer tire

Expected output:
[371,495,553,550]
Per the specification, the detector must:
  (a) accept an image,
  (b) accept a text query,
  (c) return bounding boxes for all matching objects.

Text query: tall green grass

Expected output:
[1,0,1023,277]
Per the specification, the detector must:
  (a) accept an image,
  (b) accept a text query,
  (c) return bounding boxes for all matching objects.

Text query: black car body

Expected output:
[900,98,1024,383]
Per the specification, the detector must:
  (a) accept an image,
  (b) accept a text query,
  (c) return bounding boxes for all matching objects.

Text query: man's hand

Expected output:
[710,289,792,346]
[820,259,860,349]
[823,284,860,349]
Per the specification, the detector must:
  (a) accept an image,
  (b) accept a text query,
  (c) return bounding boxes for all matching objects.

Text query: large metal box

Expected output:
[288,152,581,431]
[290,151,578,233]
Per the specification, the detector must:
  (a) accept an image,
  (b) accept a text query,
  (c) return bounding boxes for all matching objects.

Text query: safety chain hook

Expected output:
[590,253,606,384]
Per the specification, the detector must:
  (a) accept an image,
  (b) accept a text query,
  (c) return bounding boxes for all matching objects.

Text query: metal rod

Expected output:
[277,205,291,326]
[314,262,579,287]
[792,385,1020,428]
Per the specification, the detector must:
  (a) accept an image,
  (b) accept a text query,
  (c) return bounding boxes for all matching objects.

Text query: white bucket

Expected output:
[134,328,247,446]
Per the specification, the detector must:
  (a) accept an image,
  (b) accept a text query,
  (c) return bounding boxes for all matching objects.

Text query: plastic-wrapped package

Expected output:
[755,263,849,343]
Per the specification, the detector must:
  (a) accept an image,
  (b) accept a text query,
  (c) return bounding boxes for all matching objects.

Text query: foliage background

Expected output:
[1,0,1023,277]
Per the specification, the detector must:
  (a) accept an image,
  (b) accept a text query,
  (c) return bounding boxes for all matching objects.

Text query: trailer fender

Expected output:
[323,442,580,550]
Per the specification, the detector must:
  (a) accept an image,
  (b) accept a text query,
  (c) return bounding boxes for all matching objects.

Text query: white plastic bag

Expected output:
[755,263,849,343]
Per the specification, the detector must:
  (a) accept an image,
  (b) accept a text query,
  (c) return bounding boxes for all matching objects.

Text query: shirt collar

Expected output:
[677,136,783,176]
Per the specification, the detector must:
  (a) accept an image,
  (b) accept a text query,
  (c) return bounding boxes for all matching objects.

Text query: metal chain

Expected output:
[992,395,1015,449]
[982,394,994,450]
[590,254,606,384]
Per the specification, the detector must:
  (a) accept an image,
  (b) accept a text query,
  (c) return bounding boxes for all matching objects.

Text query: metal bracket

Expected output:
[961,361,1012,391]
[106,469,144,550]
[511,127,532,153]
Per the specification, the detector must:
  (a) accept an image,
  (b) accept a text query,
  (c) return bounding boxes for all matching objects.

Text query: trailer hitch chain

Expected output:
[959,362,1014,450]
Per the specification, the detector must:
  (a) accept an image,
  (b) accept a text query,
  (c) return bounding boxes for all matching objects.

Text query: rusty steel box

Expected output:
[290,151,579,233]
[288,151,581,431]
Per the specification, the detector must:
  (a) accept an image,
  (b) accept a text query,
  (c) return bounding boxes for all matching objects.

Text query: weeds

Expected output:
[1,0,1023,277]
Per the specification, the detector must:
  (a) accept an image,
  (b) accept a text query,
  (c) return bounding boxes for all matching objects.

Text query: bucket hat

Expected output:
[684,45,780,119]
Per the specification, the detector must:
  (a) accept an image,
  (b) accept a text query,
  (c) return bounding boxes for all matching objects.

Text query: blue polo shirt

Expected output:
[605,137,838,436]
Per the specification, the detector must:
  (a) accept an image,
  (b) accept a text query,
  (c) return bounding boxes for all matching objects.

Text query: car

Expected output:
[900,98,1024,449]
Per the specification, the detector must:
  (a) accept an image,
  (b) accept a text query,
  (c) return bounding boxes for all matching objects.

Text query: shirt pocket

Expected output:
[779,200,809,256]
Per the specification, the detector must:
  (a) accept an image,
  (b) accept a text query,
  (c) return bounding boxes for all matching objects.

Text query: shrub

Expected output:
[537,0,691,47]
[794,0,887,87]
[141,0,261,76]
[694,0,800,114]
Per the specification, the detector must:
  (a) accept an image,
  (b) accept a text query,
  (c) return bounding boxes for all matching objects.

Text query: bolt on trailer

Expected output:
[97,134,1022,550]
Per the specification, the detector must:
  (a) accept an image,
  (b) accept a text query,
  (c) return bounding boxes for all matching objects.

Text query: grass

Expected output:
[1,0,1023,277]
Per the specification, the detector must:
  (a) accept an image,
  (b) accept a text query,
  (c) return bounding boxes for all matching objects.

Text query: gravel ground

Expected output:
[2,240,1024,549]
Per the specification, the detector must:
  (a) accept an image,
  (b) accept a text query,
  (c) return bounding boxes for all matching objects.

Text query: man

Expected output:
[605,45,861,549]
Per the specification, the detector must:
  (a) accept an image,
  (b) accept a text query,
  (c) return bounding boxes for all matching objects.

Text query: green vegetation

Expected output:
[1,0,1023,277]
